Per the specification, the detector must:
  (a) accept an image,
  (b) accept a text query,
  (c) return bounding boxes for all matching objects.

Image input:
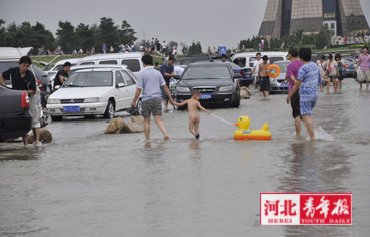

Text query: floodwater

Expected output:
[1,80,369,237]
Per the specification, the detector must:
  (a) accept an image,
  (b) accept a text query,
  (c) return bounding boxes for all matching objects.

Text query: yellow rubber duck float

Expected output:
[233,115,272,141]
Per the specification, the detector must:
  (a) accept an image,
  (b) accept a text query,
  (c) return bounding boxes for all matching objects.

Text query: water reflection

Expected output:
[0,145,40,161]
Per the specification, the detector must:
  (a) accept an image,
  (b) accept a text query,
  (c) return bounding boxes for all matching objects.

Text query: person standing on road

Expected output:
[325,54,338,93]
[259,55,271,98]
[53,62,71,91]
[317,55,327,92]
[0,56,42,146]
[286,48,303,137]
[357,46,370,92]
[335,54,345,93]
[160,55,176,112]
[288,48,321,141]
[131,55,174,141]
[252,52,263,89]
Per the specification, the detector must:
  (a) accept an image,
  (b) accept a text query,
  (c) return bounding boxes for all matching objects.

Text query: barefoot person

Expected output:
[0,56,42,146]
[259,55,271,98]
[286,48,303,137]
[288,48,321,141]
[357,46,370,92]
[131,55,174,141]
[174,90,210,139]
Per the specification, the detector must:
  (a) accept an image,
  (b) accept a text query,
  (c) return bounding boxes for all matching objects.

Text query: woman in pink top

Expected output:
[358,46,370,92]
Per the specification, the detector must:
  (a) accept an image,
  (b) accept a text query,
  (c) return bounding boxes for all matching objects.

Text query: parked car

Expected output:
[175,61,240,108]
[77,52,144,79]
[44,58,81,91]
[0,85,33,142]
[231,51,287,69]
[342,58,357,79]
[269,60,289,94]
[174,56,211,66]
[47,67,138,121]
[227,61,253,87]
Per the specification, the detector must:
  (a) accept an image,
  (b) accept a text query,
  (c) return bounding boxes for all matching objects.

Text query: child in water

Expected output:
[174,90,210,139]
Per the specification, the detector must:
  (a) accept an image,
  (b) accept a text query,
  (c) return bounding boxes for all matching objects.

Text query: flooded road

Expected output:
[1,79,370,237]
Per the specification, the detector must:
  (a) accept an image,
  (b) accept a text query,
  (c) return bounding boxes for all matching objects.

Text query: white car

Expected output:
[47,67,138,121]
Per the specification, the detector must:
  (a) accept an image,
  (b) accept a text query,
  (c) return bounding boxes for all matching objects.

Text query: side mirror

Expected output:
[249,63,254,67]
[117,83,125,88]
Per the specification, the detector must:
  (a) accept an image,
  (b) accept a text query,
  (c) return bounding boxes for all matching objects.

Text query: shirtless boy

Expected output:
[174,90,210,139]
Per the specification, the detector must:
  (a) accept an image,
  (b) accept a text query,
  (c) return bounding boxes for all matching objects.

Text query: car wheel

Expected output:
[231,91,240,108]
[51,115,63,122]
[136,99,142,115]
[103,100,115,119]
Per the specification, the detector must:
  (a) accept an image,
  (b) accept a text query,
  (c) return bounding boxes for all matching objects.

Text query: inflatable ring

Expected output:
[267,64,281,78]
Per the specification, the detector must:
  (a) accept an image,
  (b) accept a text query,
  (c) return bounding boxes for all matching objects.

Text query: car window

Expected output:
[269,57,284,64]
[99,60,118,65]
[121,59,140,72]
[64,71,113,87]
[30,65,45,80]
[233,57,246,67]
[275,62,289,72]
[183,65,231,79]
[80,62,95,65]
[0,61,18,73]
[115,71,125,85]
[52,64,64,71]
[121,70,135,86]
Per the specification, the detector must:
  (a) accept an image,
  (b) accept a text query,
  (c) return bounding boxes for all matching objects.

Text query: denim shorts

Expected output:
[300,100,316,116]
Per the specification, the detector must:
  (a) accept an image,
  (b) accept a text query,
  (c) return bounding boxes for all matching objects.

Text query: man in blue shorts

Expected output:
[288,48,321,141]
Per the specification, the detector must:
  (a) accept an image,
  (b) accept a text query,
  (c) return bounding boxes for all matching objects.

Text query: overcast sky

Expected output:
[1,0,369,49]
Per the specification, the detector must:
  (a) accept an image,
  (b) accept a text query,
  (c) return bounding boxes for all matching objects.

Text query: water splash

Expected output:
[210,114,234,126]
[314,127,335,141]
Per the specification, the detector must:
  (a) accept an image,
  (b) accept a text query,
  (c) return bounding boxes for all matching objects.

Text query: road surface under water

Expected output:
[1,80,369,237]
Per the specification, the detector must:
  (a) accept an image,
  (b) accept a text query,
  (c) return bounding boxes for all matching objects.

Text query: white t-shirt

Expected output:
[252,59,263,76]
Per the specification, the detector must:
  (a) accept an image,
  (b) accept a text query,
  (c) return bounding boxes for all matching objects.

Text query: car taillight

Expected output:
[21,91,29,108]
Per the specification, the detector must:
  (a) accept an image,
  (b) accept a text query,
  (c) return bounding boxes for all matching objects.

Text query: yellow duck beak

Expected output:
[234,122,239,127]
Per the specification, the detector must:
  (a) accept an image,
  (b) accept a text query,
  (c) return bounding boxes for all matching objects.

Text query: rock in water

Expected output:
[27,128,53,144]
[120,122,144,133]
[240,89,250,99]
[131,116,144,124]
[105,117,125,134]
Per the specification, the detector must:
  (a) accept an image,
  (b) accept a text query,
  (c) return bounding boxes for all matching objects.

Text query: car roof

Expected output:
[189,61,230,67]
[274,60,290,64]
[73,68,119,72]
[232,51,287,58]
[70,64,127,71]
[54,58,81,66]
[79,52,143,62]
[0,47,33,60]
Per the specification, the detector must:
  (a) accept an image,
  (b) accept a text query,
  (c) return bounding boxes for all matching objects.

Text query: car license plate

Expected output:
[63,106,80,112]
[201,93,212,100]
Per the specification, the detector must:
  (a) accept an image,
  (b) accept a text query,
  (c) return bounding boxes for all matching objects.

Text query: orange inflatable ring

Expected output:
[267,64,281,78]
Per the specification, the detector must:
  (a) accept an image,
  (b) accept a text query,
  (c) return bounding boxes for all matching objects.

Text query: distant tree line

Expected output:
[0,17,137,54]
[239,27,332,51]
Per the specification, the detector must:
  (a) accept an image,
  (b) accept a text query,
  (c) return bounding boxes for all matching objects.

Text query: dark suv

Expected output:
[175,61,240,108]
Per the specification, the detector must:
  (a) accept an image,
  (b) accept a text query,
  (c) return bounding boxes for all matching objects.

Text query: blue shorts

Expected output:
[300,100,316,116]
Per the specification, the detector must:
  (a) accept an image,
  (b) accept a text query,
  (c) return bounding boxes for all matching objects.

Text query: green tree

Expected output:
[189,41,202,55]
[75,23,94,52]
[316,27,331,49]
[56,21,76,53]
[99,17,118,49]
[118,20,137,45]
